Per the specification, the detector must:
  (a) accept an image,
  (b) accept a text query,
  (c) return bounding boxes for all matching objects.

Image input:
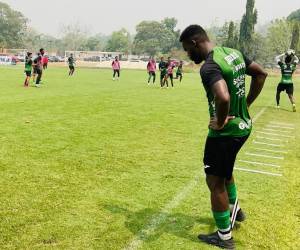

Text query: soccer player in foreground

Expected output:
[158,57,167,88]
[68,54,75,76]
[24,52,33,87]
[112,56,121,81]
[147,57,156,84]
[180,25,267,249]
[275,49,298,112]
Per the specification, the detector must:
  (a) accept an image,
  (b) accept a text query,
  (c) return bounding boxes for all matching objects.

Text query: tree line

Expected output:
[0,0,299,66]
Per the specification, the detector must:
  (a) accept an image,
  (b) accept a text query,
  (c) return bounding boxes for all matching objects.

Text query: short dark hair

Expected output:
[180,25,209,42]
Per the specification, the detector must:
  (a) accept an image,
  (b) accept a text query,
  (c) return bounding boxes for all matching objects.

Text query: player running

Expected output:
[275,49,299,112]
[180,25,267,249]
[175,60,184,82]
[24,52,33,87]
[68,54,75,76]
[147,57,156,84]
[164,57,175,87]
[158,57,167,88]
[112,56,121,81]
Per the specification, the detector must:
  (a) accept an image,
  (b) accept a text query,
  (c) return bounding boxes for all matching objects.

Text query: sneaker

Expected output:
[276,105,280,109]
[293,104,296,112]
[198,231,235,249]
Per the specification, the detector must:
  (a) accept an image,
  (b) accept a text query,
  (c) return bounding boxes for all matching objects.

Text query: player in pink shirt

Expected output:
[112,56,121,81]
[147,57,156,84]
[164,57,175,87]
[42,56,49,70]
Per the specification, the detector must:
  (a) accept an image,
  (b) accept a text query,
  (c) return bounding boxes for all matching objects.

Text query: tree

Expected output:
[105,28,131,53]
[0,2,27,48]
[60,22,88,51]
[287,9,300,22]
[266,19,292,56]
[290,23,299,53]
[239,0,258,56]
[223,21,239,49]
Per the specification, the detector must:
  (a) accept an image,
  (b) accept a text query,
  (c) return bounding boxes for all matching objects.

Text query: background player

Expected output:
[275,49,299,112]
[175,60,184,82]
[112,56,121,81]
[68,54,75,76]
[147,57,156,85]
[24,52,33,87]
[158,57,167,88]
[164,57,175,87]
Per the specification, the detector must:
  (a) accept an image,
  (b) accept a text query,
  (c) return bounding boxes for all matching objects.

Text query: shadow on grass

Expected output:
[103,204,214,244]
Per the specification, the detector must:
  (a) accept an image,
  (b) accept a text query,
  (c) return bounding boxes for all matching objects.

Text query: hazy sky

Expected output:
[2,0,299,36]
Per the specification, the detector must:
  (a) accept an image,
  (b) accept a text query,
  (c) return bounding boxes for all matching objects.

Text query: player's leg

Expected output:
[117,70,120,80]
[287,85,296,112]
[276,84,282,108]
[148,72,152,84]
[113,70,116,80]
[153,72,156,84]
[164,75,169,87]
[160,73,164,87]
[71,66,75,76]
[170,74,174,87]
[36,70,42,87]
[180,74,183,82]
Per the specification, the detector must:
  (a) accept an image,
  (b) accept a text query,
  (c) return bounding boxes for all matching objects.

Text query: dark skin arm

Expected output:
[209,79,234,130]
[246,62,268,108]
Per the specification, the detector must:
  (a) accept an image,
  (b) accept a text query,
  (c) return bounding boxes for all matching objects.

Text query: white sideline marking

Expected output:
[252,148,288,154]
[256,131,294,138]
[253,141,283,147]
[245,152,284,160]
[266,125,295,130]
[123,175,201,250]
[235,167,282,177]
[262,128,291,134]
[252,107,267,123]
[256,136,285,142]
[238,160,280,168]
[269,121,295,127]
[124,108,267,250]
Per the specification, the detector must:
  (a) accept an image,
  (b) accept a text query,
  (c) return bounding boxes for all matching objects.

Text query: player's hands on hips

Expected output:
[209,116,235,130]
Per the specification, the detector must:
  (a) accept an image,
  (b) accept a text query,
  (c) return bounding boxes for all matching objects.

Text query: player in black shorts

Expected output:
[180,25,267,249]
[275,50,298,112]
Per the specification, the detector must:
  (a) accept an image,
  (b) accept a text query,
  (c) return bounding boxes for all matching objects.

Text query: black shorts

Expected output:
[203,136,249,179]
[69,65,75,70]
[176,72,182,77]
[33,67,38,74]
[277,83,293,95]
[25,71,31,77]
[149,72,156,76]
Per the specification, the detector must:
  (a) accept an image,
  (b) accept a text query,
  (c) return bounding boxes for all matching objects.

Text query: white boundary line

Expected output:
[262,128,291,134]
[256,131,294,138]
[123,174,201,250]
[124,107,268,250]
[256,136,285,142]
[253,141,283,147]
[245,152,284,160]
[269,121,295,127]
[235,167,282,177]
[238,160,280,168]
[266,125,295,130]
[252,148,288,154]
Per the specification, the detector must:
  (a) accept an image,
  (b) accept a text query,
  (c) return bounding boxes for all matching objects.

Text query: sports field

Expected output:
[0,66,299,249]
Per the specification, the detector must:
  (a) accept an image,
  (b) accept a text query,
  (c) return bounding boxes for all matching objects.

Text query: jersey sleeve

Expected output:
[200,61,223,88]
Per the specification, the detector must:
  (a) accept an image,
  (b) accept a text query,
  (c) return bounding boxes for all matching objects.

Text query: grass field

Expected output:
[0,65,299,250]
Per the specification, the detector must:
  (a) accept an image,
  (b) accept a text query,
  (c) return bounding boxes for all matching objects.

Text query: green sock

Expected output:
[213,210,231,230]
[226,183,237,205]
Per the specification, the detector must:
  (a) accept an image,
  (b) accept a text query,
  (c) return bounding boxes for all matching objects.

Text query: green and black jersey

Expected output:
[159,61,167,75]
[176,64,183,75]
[68,56,75,67]
[25,57,33,72]
[200,46,252,138]
[278,62,296,84]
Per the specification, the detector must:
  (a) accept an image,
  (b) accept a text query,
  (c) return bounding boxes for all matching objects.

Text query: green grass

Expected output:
[0,65,299,249]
